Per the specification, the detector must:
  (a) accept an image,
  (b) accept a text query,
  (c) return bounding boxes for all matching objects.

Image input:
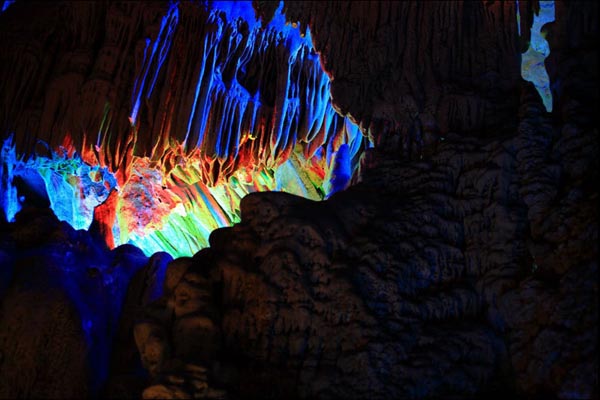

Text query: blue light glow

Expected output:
[1,0,16,12]
[0,135,118,229]
[521,1,555,112]
[130,2,179,126]
[1,135,19,222]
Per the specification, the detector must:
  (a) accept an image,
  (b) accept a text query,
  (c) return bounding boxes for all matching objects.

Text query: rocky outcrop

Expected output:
[128,79,595,398]
[121,1,596,398]
[545,0,598,131]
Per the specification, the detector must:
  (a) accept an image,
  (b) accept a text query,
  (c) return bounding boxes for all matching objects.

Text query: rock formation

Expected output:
[0,207,151,398]
[0,0,597,399]
[0,0,365,184]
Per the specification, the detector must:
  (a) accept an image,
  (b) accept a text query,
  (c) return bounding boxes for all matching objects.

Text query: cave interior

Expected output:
[0,0,597,399]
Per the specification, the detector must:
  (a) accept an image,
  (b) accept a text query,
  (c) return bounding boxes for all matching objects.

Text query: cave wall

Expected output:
[0,0,598,399]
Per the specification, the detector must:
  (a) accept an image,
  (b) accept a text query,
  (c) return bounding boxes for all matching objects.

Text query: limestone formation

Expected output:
[0,1,597,399]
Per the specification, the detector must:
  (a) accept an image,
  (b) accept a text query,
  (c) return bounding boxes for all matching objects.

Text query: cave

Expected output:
[0,0,597,399]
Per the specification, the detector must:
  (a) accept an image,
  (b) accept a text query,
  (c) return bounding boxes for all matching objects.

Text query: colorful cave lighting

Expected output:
[1,1,371,258]
[520,0,555,111]
[0,0,15,13]
[2,1,558,259]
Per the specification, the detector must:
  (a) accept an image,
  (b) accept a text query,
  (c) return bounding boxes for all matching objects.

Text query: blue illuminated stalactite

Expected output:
[185,32,219,148]
[0,0,15,12]
[130,2,180,126]
[325,143,351,195]
[169,0,369,175]
[520,1,555,112]
[0,135,20,222]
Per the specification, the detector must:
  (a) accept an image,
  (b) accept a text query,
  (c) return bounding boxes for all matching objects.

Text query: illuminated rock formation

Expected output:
[0,0,597,399]
[0,1,368,256]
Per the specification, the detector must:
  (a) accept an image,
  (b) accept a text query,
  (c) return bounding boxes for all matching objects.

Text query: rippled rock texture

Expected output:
[129,82,596,399]
[0,0,598,399]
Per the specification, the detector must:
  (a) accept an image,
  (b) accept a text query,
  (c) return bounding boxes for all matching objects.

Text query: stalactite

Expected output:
[0,1,371,256]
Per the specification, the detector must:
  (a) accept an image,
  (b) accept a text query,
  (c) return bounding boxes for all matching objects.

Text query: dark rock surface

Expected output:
[275,1,528,148]
[128,82,596,399]
[0,0,597,399]
[0,207,150,398]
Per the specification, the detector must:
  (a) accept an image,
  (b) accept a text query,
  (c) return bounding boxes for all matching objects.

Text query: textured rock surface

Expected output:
[131,82,595,398]
[273,1,535,148]
[0,0,597,399]
[0,207,150,398]
[105,251,173,398]
[125,1,596,398]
